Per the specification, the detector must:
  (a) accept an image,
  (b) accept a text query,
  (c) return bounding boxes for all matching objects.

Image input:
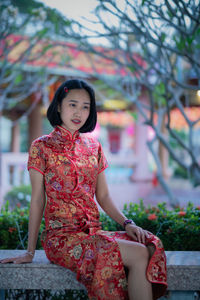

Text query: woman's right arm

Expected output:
[0,169,45,264]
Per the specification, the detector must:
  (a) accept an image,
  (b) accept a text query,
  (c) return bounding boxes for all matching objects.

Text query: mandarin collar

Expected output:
[53,125,80,142]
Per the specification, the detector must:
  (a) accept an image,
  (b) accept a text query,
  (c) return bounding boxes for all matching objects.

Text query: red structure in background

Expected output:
[1,34,146,78]
[107,128,122,154]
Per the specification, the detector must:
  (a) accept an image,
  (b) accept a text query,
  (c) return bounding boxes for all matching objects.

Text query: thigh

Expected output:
[116,239,149,268]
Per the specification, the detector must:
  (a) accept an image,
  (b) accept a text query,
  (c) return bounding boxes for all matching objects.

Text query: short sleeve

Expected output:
[98,142,108,174]
[27,139,46,175]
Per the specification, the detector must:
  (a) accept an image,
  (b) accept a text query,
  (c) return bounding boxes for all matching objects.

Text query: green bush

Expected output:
[101,200,200,250]
[0,199,200,251]
[0,201,45,250]
[4,185,32,210]
[173,165,188,179]
[5,289,88,300]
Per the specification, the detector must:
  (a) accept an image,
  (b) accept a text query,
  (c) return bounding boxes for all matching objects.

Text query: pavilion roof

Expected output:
[1,34,146,77]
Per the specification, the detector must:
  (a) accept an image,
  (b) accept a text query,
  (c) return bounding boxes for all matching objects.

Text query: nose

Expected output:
[74,108,81,117]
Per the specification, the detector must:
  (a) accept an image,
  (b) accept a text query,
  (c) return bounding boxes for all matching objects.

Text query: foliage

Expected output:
[173,165,188,179]
[4,185,32,210]
[10,0,71,35]
[5,289,88,300]
[101,200,200,251]
[169,129,191,179]
[0,0,71,113]
[169,129,188,150]
[0,199,199,251]
[0,201,45,249]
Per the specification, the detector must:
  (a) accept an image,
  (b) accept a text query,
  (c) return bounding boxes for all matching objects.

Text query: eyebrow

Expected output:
[68,100,90,105]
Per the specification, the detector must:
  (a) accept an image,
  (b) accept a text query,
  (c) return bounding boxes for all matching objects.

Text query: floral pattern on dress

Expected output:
[28,125,167,300]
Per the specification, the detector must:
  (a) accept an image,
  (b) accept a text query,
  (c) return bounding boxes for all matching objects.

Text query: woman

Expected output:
[0,79,167,300]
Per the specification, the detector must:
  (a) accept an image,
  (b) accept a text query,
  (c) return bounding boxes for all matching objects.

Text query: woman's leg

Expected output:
[116,239,153,300]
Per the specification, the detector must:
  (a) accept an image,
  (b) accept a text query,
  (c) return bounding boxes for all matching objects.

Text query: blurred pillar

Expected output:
[10,122,20,152]
[131,114,151,181]
[28,100,42,147]
[131,100,151,182]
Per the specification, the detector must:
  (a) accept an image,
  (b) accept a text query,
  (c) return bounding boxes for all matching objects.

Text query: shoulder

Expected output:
[29,134,53,155]
[30,134,52,147]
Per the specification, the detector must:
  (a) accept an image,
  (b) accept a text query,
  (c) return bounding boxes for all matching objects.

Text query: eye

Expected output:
[83,106,90,110]
[70,103,76,107]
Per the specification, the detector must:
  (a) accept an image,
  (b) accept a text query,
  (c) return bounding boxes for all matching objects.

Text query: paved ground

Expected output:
[107,178,200,210]
[143,182,200,209]
[104,150,200,210]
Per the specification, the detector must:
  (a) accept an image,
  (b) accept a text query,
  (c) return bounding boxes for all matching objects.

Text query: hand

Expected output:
[125,224,152,244]
[0,252,34,264]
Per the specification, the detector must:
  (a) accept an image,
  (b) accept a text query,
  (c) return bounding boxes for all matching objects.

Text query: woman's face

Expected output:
[58,89,90,134]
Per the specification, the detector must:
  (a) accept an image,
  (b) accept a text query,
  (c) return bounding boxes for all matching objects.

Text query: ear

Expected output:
[57,104,61,113]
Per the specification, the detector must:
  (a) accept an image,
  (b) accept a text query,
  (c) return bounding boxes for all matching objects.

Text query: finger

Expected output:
[140,230,146,244]
[143,229,148,243]
[0,257,16,264]
[144,231,151,238]
[128,231,138,241]
[131,233,138,241]
[139,229,145,244]
[137,228,146,244]
[147,230,153,235]
[135,228,141,243]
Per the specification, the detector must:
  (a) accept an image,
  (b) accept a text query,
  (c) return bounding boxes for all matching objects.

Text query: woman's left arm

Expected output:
[95,171,127,227]
[95,171,150,243]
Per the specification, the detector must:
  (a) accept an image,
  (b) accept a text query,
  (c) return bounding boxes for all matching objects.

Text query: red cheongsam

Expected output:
[28,125,167,300]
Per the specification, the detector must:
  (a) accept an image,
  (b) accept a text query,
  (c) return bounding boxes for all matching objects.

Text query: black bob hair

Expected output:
[47,79,97,133]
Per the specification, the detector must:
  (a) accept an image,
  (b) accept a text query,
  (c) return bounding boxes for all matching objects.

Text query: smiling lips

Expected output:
[72,119,81,125]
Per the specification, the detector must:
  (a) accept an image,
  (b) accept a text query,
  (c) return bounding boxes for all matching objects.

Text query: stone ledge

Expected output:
[0,250,200,290]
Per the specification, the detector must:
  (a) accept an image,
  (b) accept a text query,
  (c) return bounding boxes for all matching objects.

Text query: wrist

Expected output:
[123,219,136,229]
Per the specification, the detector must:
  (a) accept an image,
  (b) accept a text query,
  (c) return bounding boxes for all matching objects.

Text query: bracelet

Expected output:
[26,251,34,257]
[123,219,136,229]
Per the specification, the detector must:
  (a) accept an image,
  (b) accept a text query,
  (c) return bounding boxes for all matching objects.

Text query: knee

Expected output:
[131,244,150,269]
[138,244,150,263]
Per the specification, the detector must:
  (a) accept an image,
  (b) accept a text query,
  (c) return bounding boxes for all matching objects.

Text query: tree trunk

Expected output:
[158,115,170,180]
[10,122,20,152]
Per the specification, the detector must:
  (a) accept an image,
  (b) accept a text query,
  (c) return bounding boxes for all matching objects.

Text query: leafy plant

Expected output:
[101,200,200,251]
[5,289,88,300]
[0,201,45,249]
[0,199,199,251]
[173,165,188,179]
[4,185,32,210]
